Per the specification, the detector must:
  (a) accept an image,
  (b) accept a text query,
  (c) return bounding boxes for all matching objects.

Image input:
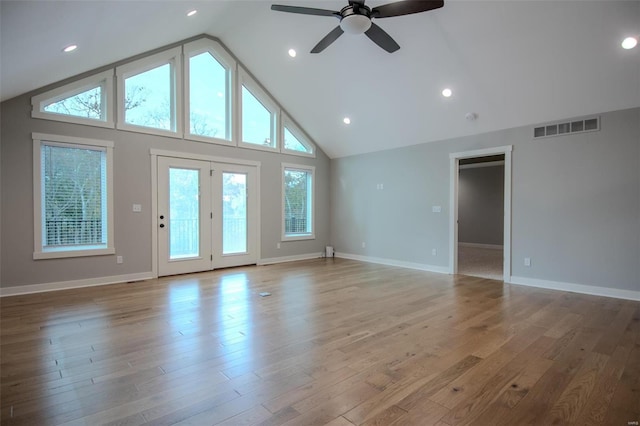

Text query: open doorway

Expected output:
[449,146,512,282]
[457,155,504,280]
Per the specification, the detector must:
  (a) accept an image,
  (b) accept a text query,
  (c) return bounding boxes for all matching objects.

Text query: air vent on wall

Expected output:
[533,116,599,139]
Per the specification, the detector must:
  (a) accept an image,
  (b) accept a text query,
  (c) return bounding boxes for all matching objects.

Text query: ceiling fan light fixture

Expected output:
[621,36,637,50]
[340,14,372,35]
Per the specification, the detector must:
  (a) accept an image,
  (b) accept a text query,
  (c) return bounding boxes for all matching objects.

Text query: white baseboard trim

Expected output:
[459,242,503,250]
[0,272,155,297]
[509,276,640,301]
[336,252,450,274]
[258,252,323,266]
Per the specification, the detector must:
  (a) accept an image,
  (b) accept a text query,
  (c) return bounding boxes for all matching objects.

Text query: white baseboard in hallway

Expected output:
[335,252,450,274]
[509,276,640,301]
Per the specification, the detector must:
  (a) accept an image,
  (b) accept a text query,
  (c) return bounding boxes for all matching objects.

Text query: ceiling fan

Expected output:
[271,0,444,53]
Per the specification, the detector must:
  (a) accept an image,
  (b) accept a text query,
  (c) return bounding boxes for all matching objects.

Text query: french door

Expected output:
[157,156,258,276]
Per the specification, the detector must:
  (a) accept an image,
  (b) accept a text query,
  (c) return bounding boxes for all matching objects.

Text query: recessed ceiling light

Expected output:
[63,45,77,53]
[343,117,351,125]
[442,88,452,98]
[187,9,197,17]
[288,48,297,58]
[622,36,638,50]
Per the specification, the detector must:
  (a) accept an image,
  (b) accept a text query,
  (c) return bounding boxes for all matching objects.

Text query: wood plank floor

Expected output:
[1,258,639,426]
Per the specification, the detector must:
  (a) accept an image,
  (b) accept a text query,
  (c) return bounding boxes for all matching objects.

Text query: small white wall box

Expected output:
[325,246,334,257]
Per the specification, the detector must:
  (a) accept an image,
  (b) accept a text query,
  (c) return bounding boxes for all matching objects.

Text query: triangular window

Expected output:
[282,115,315,157]
[32,70,114,128]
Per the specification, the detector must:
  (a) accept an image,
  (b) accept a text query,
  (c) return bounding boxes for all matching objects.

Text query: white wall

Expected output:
[331,108,640,295]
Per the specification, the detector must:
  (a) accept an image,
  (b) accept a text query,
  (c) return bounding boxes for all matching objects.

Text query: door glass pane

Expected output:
[222,172,247,254]
[169,168,200,259]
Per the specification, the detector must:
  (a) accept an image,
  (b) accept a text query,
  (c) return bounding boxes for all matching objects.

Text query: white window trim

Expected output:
[116,46,183,137]
[281,163,315,241]
[183,39,236,147]
[31,70,115,128]
[33,133,115,260]
[238,66,279,152]
[281,112,316,158]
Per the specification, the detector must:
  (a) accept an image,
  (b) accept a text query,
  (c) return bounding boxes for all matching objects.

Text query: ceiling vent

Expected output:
[534,116,599,139]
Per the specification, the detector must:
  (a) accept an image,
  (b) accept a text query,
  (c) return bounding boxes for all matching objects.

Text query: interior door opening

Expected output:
[457,155,505,280]
[449,146,512,282]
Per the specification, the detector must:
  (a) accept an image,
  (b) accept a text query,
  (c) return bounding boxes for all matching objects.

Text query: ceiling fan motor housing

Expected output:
[339,5,372,34]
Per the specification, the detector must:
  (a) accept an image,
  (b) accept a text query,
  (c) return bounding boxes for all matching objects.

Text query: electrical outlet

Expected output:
[132,204,142,212]
[362,242,366,248]
[432,248,437,256]
[524,257,531,267]
[276,243,281,249]
[117,256,123,264]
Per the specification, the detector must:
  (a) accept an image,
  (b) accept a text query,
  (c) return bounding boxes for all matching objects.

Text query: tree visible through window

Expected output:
[124,63,172,130]
[41,144,107,248]
[189,52,229,139]
[283,167,313,237]
[43,86,103,120]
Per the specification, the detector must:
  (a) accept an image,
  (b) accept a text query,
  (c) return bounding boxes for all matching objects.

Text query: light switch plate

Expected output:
[432,206,442,213]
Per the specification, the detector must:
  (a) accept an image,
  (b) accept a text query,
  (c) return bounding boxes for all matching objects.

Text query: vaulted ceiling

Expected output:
[1,1,638,158]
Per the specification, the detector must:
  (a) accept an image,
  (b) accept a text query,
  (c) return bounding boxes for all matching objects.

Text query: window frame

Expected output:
[184,39,236,146]
[116,47,182,137]
[33,133,115,260]
[31,70,115,128]
[238,67,279,152]
[281,113,316,158]
[281,163,315,241]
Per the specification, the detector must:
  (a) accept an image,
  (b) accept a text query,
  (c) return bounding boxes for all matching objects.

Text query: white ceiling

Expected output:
[1,0,638,158]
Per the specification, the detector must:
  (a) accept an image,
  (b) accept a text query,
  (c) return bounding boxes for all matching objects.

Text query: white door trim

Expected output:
[449,145,513,282]
[150,150,261,278]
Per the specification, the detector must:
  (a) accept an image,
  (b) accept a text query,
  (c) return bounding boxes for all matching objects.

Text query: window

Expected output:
[116,47,182,135]
[33,133,114,259]
[184,39,235,145]
[282,114,315,157]
[282,164,315,240]
[239,67,278,151]
[31,70,114,128]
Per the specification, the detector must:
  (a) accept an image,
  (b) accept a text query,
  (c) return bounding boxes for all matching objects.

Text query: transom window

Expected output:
[124,63,172,130]
[31,38,318,156]
[239,67,278,151]
[31,70,114,128]
[116,47,181,136]
[184,39,235,144]
[282,114,315,157]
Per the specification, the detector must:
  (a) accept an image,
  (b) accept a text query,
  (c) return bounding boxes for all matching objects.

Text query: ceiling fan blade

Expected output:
[311,26,345,53]
[372,0,444,18]
[271,4,339,17]
[364,23,400,53]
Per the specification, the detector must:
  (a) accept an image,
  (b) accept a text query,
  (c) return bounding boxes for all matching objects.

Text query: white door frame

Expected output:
[449,145,512,282]
[150,149,261,278]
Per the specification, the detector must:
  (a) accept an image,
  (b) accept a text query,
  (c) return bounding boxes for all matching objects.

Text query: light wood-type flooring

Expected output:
[1,258,639,426]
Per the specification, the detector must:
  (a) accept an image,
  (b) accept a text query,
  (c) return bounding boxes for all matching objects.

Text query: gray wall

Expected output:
[0,94,330,288]
[458,165,504,246]
[331,107,640,292]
